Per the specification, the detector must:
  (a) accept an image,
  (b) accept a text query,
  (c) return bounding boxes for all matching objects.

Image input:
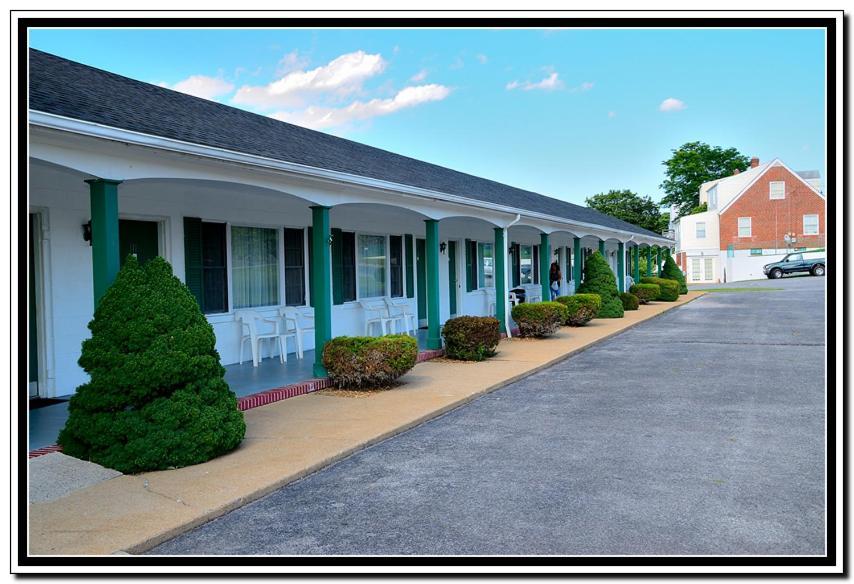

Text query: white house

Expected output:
[27,49,673,399]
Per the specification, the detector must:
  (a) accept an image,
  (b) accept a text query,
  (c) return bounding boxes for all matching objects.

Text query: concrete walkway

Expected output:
[29,293,702,555]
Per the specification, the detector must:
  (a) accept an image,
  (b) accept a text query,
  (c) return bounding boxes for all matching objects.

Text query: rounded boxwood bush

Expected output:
[511,301,569,337]
[640,276,679,302]
[620,292,640,311]
[577,251,624,318]
[322,334,418,389]
[630,283,660,304]
[442,316,501,361]
[58,256,246,474]
[555,294,601,326]
[660,255,688,294]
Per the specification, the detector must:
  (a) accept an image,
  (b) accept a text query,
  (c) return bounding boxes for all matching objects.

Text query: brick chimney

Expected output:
[733,168,741,175]
[750,157,760,168]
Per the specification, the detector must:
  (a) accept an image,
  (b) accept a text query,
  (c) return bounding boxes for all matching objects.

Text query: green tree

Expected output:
[585,189,667,234]
[58,256,246,473]
[660,141,751,216]
[577,251,624,318]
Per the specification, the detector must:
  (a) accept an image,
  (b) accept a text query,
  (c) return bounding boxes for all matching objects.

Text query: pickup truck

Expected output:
[763,251,826,279]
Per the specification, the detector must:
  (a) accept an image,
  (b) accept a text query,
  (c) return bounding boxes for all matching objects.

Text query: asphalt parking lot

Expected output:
[150,275,826,556]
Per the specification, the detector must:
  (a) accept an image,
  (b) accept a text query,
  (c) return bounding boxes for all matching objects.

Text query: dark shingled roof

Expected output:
[29,48,665,239]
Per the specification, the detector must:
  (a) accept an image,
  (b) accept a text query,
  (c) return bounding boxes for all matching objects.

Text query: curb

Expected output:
[127,294,703,555]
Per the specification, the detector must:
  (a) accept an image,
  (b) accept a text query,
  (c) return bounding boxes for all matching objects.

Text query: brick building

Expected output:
[673,157,825,283]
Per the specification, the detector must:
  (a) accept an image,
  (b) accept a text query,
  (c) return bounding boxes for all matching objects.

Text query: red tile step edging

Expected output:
[28,347,447,460]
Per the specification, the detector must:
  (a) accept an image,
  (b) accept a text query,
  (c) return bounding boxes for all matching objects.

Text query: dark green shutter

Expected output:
[405,234,415,298]
[477,242,485,288]
[533,245,539,284]
[183,217,204,308]
[307,226,314,307]
[511,243,521,287]
[332,228,344,305]
[464,238,474,292]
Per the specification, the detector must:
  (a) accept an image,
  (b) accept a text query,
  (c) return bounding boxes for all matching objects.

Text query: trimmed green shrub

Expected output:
[577,251,624,318]
[630,283,660,304]
[555,294,601,326]
[442,316,501,361]
[661,255,688,294]
[511,301,569,337]
[58,256,246,474]
[322,335,418,389]
[620,292,640,311]
[640,276,679,302]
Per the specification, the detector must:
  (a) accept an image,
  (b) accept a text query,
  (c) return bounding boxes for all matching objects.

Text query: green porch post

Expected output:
[646,246,653,276]
[311,206,332,377]
[598,239,605,255]
[617,241,625,292]
[633,245,640,283]
[572,237,582,292]
[85,178,121,306]
[425,219,442,350]
[493,228,506,329]
[540,233,551,301]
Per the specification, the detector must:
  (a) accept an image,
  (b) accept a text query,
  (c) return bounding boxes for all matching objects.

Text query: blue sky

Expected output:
[29,27,826,205]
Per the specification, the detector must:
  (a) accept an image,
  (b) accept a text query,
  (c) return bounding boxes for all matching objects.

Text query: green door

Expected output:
[119,219,159,266]
[416,238,427,325]
[28,214,39,397]
[448,240,458,316]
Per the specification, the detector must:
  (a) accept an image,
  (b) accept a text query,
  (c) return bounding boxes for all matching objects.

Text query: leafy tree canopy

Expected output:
[585,189,668,234]
[660,141,750,216]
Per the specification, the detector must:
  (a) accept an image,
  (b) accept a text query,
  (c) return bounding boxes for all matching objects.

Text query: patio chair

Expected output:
[236,310,295,367]
[509,291,521,307]
[527,288,542,303]
[360,300,396,336]
[279,306,315,359]
[385,298,417,335]
[484,288,496,316]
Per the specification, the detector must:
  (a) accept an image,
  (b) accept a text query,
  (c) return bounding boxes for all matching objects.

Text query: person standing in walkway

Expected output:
[549,261,561,300]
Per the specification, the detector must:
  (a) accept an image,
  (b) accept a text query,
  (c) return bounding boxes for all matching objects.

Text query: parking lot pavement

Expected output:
[150,276,826,556]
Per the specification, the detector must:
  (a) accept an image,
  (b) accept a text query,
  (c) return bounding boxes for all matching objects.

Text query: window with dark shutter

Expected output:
[283,227,305,306]
[341,231,357,302]
[183,217,228,314]
[533,245,539,284]
[405,234,415,299]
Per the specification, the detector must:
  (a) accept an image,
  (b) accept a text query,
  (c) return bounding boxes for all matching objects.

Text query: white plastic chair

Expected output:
[236,310,294,367]
[385,298,417,335]
[360,300,396,336]
[484,288,496,316]
[279,306,314,359]
[509,291,521,307]
[527,288,542,303]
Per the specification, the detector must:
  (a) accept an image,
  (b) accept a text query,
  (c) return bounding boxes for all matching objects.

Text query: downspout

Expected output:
[504,214,522,338]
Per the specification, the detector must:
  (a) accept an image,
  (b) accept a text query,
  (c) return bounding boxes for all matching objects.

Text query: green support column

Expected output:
[646,246,653,276]
[85,178,121,306]
[310,206,332,377]
[617,241,625,292]
[540,233,551,301]
[493,228,506,330]
[598,239,605,255]
[425,219,442,350]
[572,237,582,292]
[633,245,640,283]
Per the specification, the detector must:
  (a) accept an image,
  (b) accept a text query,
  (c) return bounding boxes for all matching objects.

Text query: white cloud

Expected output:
[233,50,386,109]
[410,69,429,82]
[271,84,451,130]
[580,81,594,91]
[506,72,563,91]
[276,50,310,76]
[158,75,235,100]
[476,53,488,64]
[659,97,687,112]
[608,111,617,118]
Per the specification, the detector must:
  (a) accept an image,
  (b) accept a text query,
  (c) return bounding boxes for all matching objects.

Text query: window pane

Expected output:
[283,228,305,307]
[738,217,751,237]
[803,214,819,235]
[704,257,713,280]
[691,258,701,281]
[389,235,403,298]
[358,234,386,298]
[519,245,533,284]
[232,226,279,309]
[481,243,494,288]
[201,222,227,314]
[696,222,706,238]
[770,181,786,199]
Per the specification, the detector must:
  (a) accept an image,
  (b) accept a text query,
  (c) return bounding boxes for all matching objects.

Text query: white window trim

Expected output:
[696,222,706,239]
[518,243,534,286]
[769,181,786,200]
[476,240,496,290]
[737,217,752,238]
[802,214,819,236]
[229,223,283,312]
[354,231,390,301]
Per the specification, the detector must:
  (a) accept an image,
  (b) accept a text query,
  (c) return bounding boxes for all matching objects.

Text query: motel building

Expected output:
[671,157,825,284]
[27,49,673,413]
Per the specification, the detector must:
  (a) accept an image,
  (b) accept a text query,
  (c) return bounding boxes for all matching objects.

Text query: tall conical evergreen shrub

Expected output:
[58,256,246,473]
[660,254,688,294]
[576,251,624,318]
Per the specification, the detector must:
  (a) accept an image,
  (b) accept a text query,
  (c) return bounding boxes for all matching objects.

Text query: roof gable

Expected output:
[717,159,825,214]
